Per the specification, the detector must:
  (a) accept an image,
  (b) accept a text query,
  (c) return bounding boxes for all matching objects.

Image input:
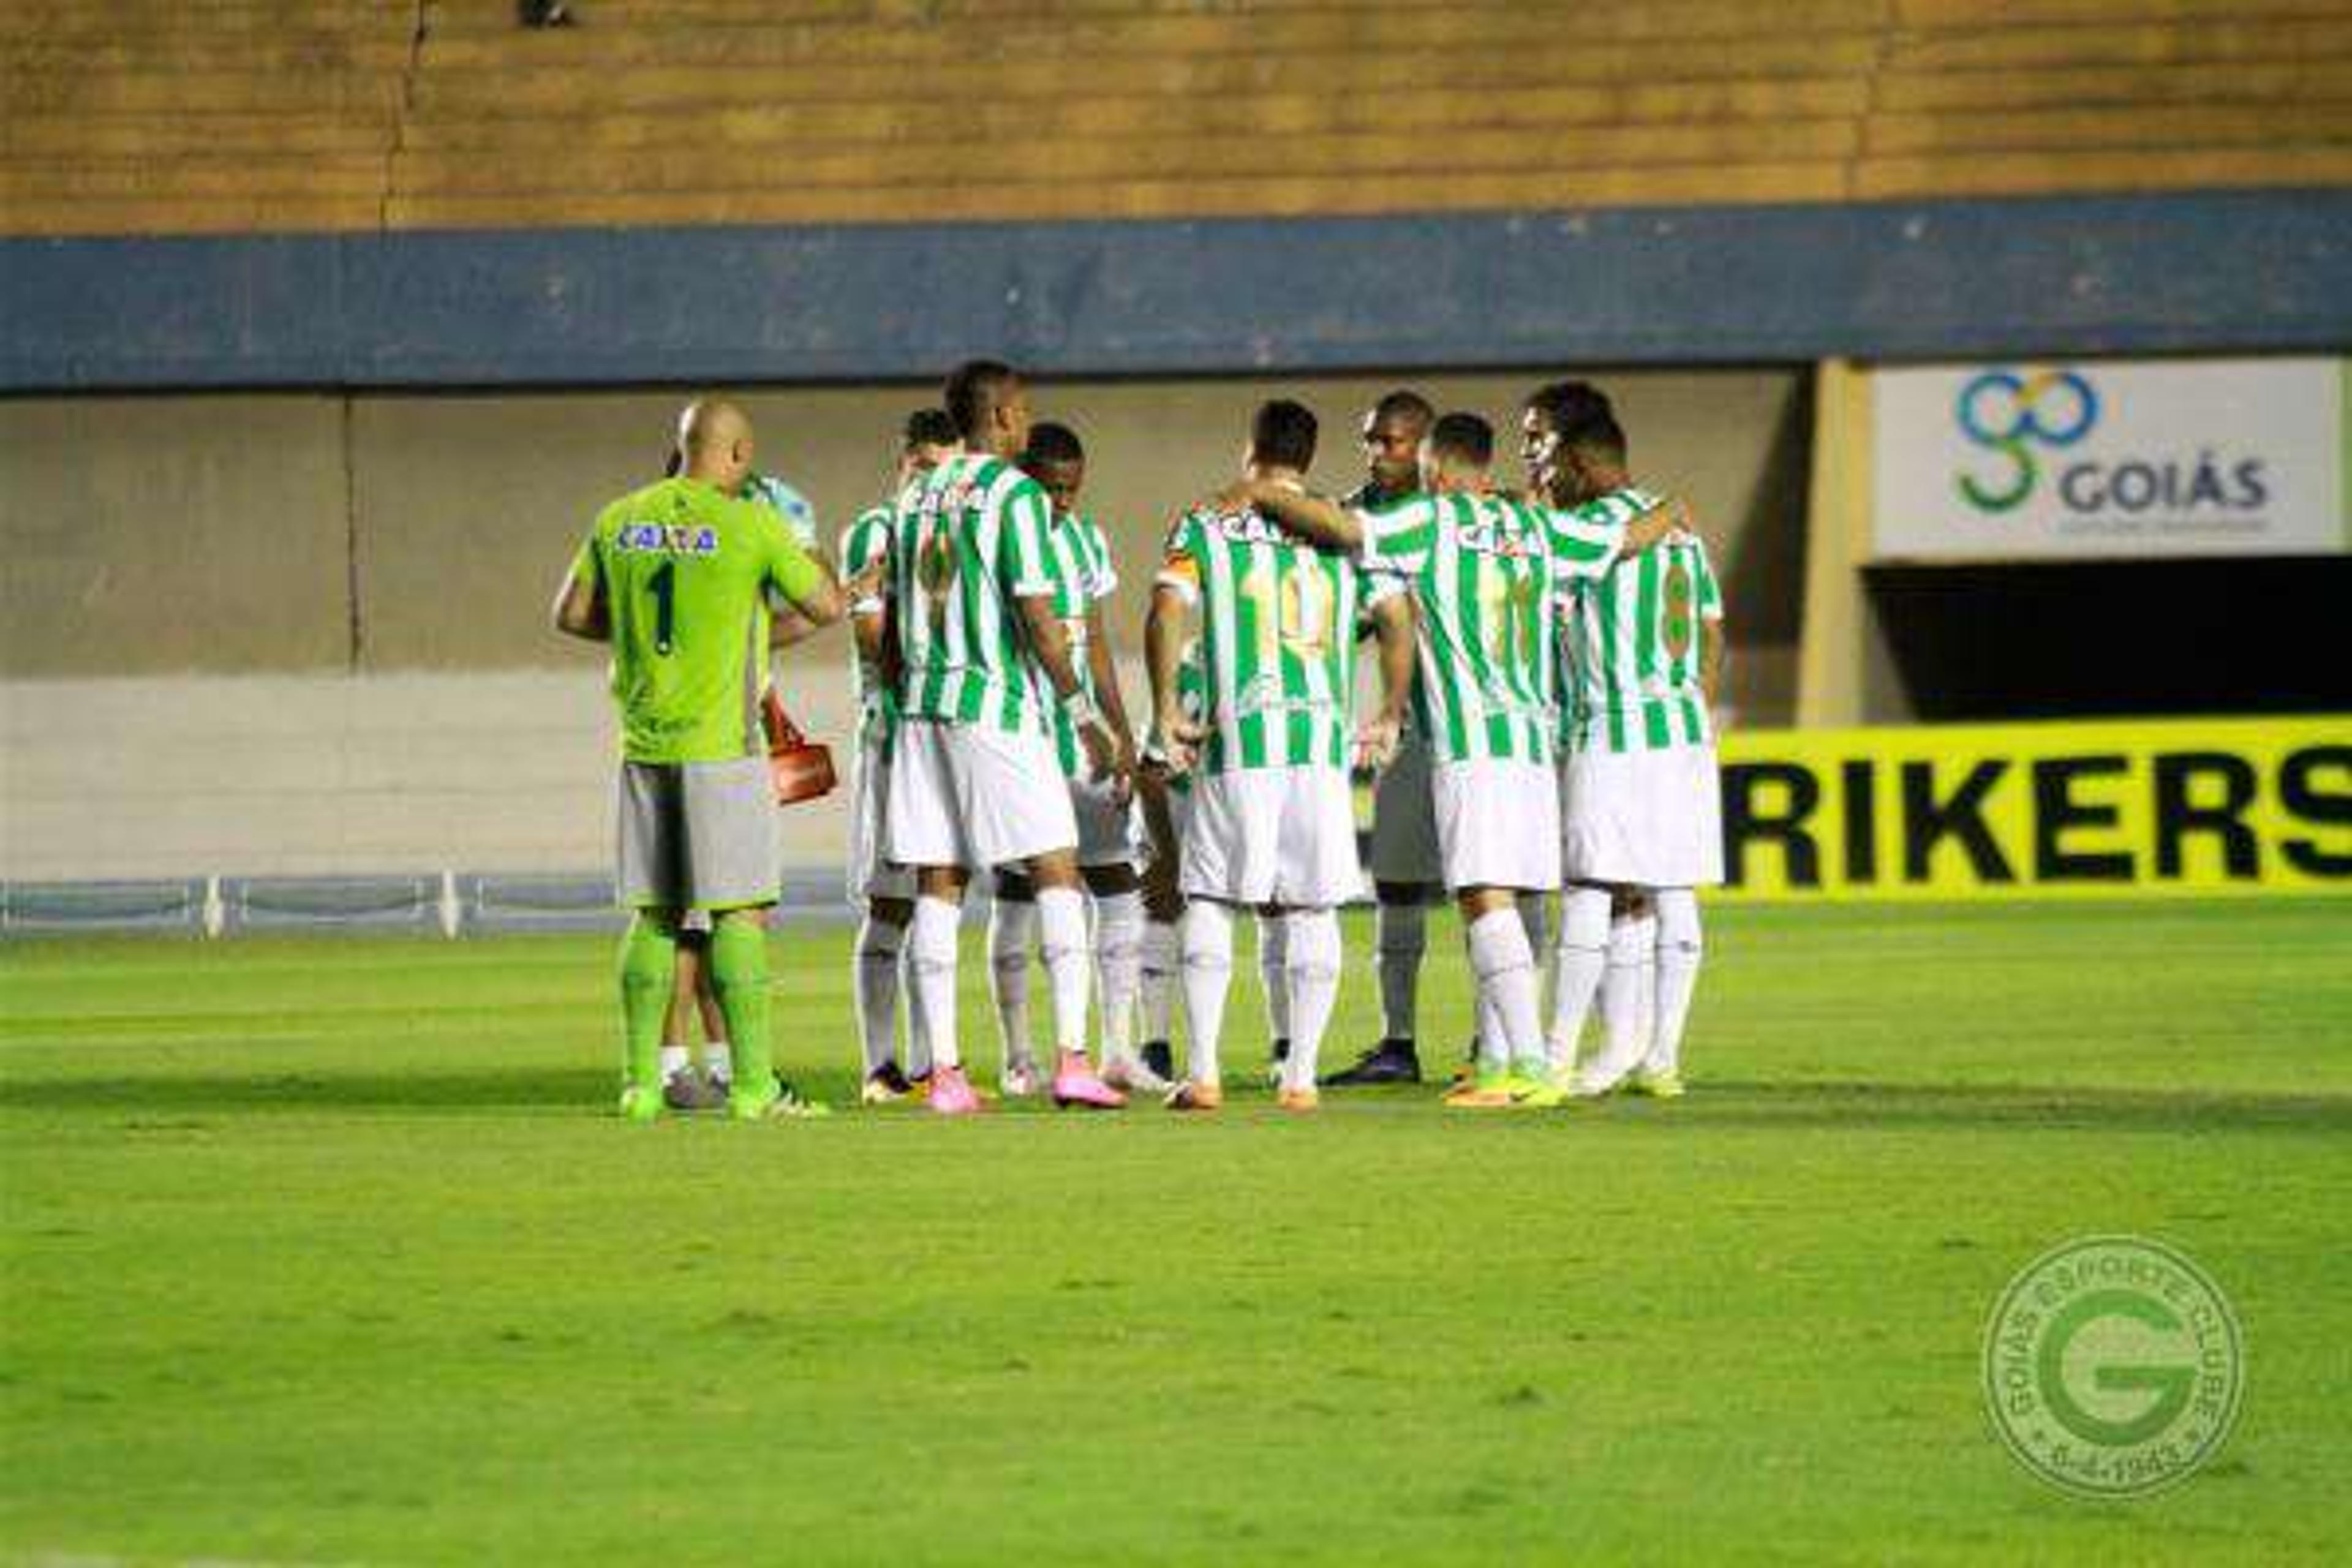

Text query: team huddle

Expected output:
[556,361,1725,1120]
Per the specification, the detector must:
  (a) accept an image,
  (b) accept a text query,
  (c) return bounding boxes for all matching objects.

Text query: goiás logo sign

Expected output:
[1872,358,2346,560]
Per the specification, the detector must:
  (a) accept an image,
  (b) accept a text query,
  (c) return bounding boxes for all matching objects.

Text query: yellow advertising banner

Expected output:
[1714,716,2351,901]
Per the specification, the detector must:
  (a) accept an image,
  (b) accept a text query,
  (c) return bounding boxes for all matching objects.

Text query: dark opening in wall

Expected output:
[1863,557,2352,722]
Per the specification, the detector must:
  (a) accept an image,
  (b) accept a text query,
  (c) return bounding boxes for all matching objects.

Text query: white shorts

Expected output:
[1182,766,1361,909]
[1367,729,1442,886]
[1071,772,1136,869]
[1432,758,1562,894]
[1559,743,1725,888]
[886,718,1078,871]
[845,739,916,903]
[1133,784,1194,871]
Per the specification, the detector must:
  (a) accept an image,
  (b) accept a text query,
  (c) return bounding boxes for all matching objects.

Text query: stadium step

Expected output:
[0,67,406,116]
[0,156,391,202]
[1868,100,2352,156]
[401,76,1872,152]
[409,35,1886,113]
[1874,57,2352,112]
[0,115,396,159]
[422,1,1888,67]
[7,0,2350,238]
[383,159,1849,230]
[390,120,1860,197]
[1856,141,2352,197]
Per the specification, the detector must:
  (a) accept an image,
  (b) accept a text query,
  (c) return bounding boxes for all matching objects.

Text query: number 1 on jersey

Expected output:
[648,560,677,655]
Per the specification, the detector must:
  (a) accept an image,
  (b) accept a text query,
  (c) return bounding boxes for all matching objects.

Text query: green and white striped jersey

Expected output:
[1044,510,1118,778]
[840,502,896,756]
[1158,504,1365,776]
[889,453,1059,736]
[1557,488,1722,755]
[1357,490,1623,766]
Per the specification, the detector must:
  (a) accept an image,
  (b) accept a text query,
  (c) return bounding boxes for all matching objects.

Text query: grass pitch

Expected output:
[3,900,2349,1566]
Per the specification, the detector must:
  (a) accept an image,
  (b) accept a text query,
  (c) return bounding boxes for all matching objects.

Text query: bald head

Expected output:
[675,398,755,492]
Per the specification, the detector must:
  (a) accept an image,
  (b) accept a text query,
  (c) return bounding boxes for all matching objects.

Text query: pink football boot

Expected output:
[927,1064,986,1117]
[1050,1049,1128,1110]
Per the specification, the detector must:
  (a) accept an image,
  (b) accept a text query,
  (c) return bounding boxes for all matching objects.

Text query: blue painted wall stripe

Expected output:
[3,192,2347,391]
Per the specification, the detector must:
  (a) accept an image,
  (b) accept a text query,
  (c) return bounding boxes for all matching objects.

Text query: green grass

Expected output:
[3,900,2350,1566]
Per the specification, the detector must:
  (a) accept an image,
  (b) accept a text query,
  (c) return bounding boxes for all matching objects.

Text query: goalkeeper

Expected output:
[553,398,851,1121]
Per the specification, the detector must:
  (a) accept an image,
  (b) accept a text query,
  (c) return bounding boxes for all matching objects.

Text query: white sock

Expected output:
[1588,909,1657,1087]
[1179,899,1234,1088]
[1516,891,1550,973]
[987,895,1036,1068]
[1280,908,1342,1091]
[1548,886,1610,1070]
[1093,889,1144,1061]
[1629,909,1659,1065]
[908,895,963,1072]
[1139,916,1180,1047]
[1036,885,1092,1061]
[1256,910,1292,1047]
[700,1041,731,1088]
[1649,891,1699,1075]
[852,913,905,1077]
[1466,908,1542,1075]
[1375,899,1426,1044]
[660,1044,690,1080]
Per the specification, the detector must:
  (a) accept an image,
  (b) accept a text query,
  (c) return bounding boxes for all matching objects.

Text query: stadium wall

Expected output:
[5,195,2348,390]
[9,191,2348,885]
[0,370,1804,882]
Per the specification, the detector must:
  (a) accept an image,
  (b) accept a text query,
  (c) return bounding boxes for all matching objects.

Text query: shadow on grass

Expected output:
[1,1072,2347,1134]
[0,1067,854,1116]
[1658,1079,2352,1136]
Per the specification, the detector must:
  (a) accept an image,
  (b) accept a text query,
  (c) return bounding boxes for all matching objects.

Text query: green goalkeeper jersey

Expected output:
[1158,502,1365,776]
[575,476,826,764]
[1358,490,1621,766]
[1044,509,1118,778]
[840,501,897,756]
[1558,488,1721,755]
[890,453,1059,736]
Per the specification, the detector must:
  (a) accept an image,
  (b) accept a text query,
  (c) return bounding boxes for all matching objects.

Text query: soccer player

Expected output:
[1133,641,1205,1086]
[984,422,1166,1096]
[1322,388,1443,1087]
[1534,385,1726,1098]
[553,398,850,1121]
[1146,399,1415,1112]
[840,407,962,1106]
[880,360,1128,1115]
[658,445,832,1111]
[1239,411,1674,1106]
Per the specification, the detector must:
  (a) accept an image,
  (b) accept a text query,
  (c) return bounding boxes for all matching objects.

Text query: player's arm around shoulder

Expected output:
[1216,478,1365,551]
[1618,489,1702,559]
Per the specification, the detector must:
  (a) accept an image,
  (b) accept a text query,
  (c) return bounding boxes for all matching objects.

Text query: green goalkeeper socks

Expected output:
[617,913,677,1101]
[709,914,774,1109]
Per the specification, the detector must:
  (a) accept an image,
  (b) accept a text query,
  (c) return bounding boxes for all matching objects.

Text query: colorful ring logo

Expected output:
[1955,369,2100,513]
